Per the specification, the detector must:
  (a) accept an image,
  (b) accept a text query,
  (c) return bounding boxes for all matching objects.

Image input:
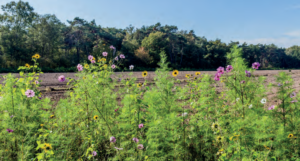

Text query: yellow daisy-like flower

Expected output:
[137,83,142,88]
[142,71,148,77]
[211,122,220,131]
[185,74,190,78]
[172,70,179,77]
[32,53,41,59]
[43,143,52,152]
[194,77,197,80]
[288,134,294,138]
[101,58,106,62]
[97,59,101,63]
[92,57,95,60]
[103,64,107,69]
[25,63,30,68]
[216,136,223,142]
[195,72,200,76]
[40,124,44,127]
[83,77,86,79]
[94,115,99,120]
[84,64,89,69]
[50,115,55,118]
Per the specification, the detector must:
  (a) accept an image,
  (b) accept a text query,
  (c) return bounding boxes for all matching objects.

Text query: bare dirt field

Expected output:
[1,70,300,108]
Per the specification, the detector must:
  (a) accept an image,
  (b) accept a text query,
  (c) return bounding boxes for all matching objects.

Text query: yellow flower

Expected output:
[195,72,200,76]
[288,134,294,138]
[83,77,86,79]
[97,59,101,62]
[92,57,95,60]
[40,124,44,127]
[32,53,40,59]
[43,143,52,152]
[185,74,190,78]
[194,77,197,80]
[142,71,148,77]
[25,63,30,68]
[211,122,219,131]
[94,115,99,120]
[137,83,142,88]
[101,58,106,62]
[216,136,223,142]
[172,70,179,77]
[103,64,107,69]
[50,115,55,118]
[84,64,89,69]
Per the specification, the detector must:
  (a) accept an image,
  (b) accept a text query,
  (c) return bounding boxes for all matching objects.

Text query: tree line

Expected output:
[0,0,299,72]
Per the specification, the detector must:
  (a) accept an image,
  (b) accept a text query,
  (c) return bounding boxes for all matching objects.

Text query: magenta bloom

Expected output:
[291,100,298,103]
[110,136,116,143]
[102,52,108,57]
[217,67,224,74]
[245,70,251,77]
[58,75,65,82]
[114,56,118,61]
[88,55,94,61]
[119,54,125,59]
[91,60,96,64]
[138,124,144,128]
[226,65,233,72]
[252,62,260,69]
[110,45,115,50]
[35,80,39,85]
[133,137,139,143]
[268,105,275,110]
[77,64,83,71]
[137,144,144,150]
[290,92,296,98]
[214,72,221,81]
[240,80,245,84]
[92,151,97,156]
[7,128,13,133]
[115,108,119,112]
[25,90,35,98]
[111,64,116,69]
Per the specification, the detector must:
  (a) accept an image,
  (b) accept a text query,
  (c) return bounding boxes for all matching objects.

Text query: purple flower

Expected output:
[217,67,224,74]
[91,60,96,64]
[92,151,97,156]
[118,78,122,82]
[133,137,139,143]
[35,80,39,85]
[115,108,119,112]
[240,80,245,84]
[110,136,116,143]
[268,105,275,110]
[278,83,282,87]
[102,52,108,57]
[252,62,260,69]
[226,65,233,72]
[245,70,251,77]
[114,56,118,61]
[38,97,42,100]
[290,92,296,98]
[10,115,14,118]
[88,55,94,61]
[137,144,144,150]
[58,75,65,82]
[111,64,116,69]
[129,65,134,70]
[291,100,298,103]
[7,128,13,133]
[214,72,221,81]
[138,124,144,128]
[25,90,35,98]
[110,45,115,50]
[119,54,125,59]
[77,64,83,71]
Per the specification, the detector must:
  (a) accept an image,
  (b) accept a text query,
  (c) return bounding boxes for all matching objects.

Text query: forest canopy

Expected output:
[0,1,299,72]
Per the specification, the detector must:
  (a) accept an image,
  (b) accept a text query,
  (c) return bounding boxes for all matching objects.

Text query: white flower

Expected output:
[236,98,240,102]
[114,147,123,150]
[261,98,266,104]
[129,65,134,70]
[249,104,252,108]
[96,82,99,84]
[127,89,129,93]
[182,112,188,117]
[50,131,52,133]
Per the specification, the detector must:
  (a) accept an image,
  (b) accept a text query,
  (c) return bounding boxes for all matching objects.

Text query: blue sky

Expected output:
[1,0,300,48]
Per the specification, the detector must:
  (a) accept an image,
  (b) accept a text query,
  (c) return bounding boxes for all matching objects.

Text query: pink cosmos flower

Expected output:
[25,90,35,97]
[252,62,260,69]
[268,105,275,110]
[102,52,108,57]
[58,75,65,82]
[110,136,116,143]
[88,55,94,61]
[137,144,144,150]
[111,64,116,69]
[92,151,97,156]
[77,64,83,71]
[291,100,298,103]
[240,80,245,84]
[119,54,125,59]
[114,57,118,61]
[138,124,144,128]
[133,137,139,143]
[290,92,296,98]
[217,67,224,74]
[7,128,13,133]
[214,72,221,81]
[115,108,119,112]
[35,80,39,84]
[226,65,233,72]
[91,60,96,64]
[245,70,251,77]
[110,45,115,50]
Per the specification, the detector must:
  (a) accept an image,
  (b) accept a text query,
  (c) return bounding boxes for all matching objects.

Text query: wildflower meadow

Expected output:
[1,45,300,160]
